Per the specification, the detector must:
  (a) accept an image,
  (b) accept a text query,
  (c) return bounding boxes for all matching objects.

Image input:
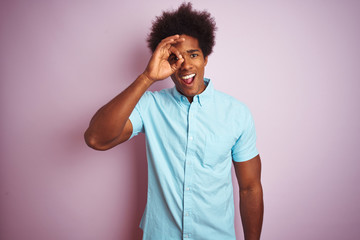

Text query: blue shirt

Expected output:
[129,78,258,240]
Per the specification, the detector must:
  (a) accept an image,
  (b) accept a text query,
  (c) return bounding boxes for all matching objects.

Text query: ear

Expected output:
[204,56,208,66]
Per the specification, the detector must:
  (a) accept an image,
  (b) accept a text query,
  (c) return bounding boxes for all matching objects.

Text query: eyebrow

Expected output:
[187,49,200,53]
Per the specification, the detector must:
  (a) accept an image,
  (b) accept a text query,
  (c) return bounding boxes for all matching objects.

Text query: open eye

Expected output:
[169,54,179,62]
[190,53,198,58]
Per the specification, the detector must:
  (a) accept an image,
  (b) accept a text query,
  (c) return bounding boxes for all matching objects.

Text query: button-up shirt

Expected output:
[129,78,258,240]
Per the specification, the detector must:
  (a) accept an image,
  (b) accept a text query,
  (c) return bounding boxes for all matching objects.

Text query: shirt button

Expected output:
[189,136,193,141]
[185,212,189,216]
[184,234,188,238]
[186,187,190,191]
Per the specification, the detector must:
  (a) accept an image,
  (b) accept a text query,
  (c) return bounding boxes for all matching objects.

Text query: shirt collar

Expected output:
[172,78,214,107]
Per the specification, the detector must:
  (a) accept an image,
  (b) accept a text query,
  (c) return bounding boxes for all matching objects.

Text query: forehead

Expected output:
[174,35,202,53]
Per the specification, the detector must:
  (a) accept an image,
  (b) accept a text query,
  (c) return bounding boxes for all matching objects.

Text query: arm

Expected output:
[233,155,264,240]
[84,35,185,150]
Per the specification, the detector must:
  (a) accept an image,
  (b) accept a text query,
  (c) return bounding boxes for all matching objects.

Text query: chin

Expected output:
[178,84,197,94]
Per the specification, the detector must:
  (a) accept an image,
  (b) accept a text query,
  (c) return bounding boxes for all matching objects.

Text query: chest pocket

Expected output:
[204,138,234,167]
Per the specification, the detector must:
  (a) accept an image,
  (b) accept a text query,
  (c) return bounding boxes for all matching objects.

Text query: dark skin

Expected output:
[234,155,264,240]
[84,34,263,240]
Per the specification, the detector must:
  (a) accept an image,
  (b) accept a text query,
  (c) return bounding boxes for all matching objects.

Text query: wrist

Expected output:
[139,72,155,87]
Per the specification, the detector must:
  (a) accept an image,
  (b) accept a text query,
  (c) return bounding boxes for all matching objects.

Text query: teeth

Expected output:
[181,74,195,80]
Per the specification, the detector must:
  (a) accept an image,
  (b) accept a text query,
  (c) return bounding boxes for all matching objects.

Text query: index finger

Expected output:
[169,46,183,60]
[157,34,185,49]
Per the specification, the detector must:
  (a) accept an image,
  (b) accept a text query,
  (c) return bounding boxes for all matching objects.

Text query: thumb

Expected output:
[171,58,184,72]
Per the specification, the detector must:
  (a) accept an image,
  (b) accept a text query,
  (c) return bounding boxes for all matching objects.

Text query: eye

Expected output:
[169,54,179,62]
[190,53,198,58]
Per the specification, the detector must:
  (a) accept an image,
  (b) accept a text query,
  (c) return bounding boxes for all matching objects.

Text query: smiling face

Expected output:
[169,35,208,103]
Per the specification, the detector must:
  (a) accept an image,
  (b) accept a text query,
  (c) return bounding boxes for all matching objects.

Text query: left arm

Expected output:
[233,154,264,240]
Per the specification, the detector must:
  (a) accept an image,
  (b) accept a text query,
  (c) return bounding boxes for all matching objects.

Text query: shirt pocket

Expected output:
[204,138,234,167]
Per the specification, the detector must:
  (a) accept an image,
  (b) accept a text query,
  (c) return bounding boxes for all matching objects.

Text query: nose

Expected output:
[180,56,193,70]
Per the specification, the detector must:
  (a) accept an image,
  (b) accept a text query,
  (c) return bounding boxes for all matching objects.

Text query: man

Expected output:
[85,3,263,240]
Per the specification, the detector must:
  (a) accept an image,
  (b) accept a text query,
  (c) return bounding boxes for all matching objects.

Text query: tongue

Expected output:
[183,77,194,84]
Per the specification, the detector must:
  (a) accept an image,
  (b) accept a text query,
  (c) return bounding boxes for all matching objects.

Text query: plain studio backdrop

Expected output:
[1,0,359,239]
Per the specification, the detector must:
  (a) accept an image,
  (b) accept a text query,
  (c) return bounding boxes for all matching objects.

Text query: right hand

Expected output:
[143,35,185,83]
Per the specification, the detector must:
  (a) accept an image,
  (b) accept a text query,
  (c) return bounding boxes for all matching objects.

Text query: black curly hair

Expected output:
[147,2,216,58]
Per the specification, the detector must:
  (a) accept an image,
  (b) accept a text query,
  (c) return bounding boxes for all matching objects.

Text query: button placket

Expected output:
[183,103,197,239]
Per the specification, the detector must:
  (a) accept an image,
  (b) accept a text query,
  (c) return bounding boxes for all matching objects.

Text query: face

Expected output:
[169,35,208,103]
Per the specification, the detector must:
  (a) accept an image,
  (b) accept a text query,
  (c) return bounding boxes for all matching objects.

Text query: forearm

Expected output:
[84,73,153,148]
[239,184,264,240]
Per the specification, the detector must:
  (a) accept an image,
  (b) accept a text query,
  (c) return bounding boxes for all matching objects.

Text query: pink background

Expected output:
[1,0,360,239]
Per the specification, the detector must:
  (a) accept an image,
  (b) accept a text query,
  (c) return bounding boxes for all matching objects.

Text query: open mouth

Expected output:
[181,73,196,85]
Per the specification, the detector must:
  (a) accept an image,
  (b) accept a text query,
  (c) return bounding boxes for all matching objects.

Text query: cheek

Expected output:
[197,65,205,74]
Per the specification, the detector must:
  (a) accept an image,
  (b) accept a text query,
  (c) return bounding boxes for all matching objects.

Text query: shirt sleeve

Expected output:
[128,92,150,139]
[232,106,259,162]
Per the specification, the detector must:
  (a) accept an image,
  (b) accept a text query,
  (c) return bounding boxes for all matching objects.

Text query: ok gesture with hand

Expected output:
[143,35,185,82]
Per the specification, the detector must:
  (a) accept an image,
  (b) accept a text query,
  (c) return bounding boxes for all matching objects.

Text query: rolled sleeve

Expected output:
[128,92,152,139]
[129,107,144,139]
[232,106,258,162]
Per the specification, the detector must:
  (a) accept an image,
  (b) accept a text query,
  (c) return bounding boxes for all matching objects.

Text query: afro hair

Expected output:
[147,2,216,57]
